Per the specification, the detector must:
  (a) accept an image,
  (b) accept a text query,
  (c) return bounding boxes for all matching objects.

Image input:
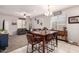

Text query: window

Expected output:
[50,15,66,30]
[17,20,26,28]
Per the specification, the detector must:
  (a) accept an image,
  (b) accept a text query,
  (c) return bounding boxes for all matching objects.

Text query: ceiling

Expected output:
[0,5,75,18]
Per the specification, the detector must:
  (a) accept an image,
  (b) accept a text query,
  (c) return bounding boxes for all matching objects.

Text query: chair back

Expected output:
[26,32,33,44]
[46,34,54,43]
[27,31,42,44]
[33,33,43,43]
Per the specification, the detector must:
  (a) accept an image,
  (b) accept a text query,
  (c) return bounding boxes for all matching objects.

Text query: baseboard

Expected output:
[58,39,68,42]
[68,41,79,46]
[58,39,79,46]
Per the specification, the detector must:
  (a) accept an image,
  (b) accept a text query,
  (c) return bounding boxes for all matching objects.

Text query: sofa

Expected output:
[17,28,27,35]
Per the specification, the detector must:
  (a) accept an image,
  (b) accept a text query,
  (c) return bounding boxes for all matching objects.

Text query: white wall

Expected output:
[25,17,32,30]
[0,13,33,35]
[0,18,3,29]
[31,15,50,29]
[49,6,79,43]
[0,14,18,35]
[31,14,67,31]
[62,6,79,43]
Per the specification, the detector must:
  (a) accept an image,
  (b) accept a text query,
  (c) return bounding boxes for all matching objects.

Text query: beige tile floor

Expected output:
[2,35,27,53]
[2,35,79,53]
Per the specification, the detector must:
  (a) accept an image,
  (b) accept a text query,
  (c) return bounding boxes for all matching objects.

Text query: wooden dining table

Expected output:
[31,30,58,53]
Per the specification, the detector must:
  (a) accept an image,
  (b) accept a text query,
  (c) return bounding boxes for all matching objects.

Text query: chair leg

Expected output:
[38,43,42,53]
[47,43,49,53]
[52,39,55,47]
[32,44,34,53]
[48,40,55,53]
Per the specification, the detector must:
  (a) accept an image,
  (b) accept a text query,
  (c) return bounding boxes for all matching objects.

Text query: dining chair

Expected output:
[26,32,42,53]
[33,34,43,52]
[45,34,56,53]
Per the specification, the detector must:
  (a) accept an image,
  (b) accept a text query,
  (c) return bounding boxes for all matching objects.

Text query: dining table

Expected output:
[31,30,58,53]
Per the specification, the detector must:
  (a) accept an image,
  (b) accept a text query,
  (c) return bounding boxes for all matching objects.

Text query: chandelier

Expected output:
[44,5,52,16]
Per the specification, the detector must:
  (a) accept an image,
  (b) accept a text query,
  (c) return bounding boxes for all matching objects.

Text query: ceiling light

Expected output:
[24,13,26,18]
[44,5,52,16]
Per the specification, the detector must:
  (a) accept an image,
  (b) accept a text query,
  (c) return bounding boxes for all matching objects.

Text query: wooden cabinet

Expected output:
[57,31,68,42]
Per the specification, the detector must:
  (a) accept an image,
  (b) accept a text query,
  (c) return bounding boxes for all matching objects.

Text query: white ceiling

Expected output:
[0,5,75,17]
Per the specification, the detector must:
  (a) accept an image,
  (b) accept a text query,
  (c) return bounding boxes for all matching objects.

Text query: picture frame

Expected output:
[68,16,79,24]
[40,22,42,26]
[12,22,17,25]
[37,20,39,24]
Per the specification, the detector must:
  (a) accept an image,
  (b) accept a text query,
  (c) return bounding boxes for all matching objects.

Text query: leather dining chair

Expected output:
[45,34,56,53]
[26,31,42,53]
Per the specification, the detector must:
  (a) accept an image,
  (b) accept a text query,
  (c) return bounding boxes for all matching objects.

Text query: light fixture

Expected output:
[44,5,52,16]
[23,13,26,18]
[18,13,26,20]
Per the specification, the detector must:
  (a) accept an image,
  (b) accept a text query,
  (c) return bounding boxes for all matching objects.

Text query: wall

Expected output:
[0,14,18,35]
[62,6,79,43]
[49,6,79,43]
[0,13,34,35]
[25,17,32,30]
[31,15,50,29]
[0,18,3,29]
[31,14,67,31]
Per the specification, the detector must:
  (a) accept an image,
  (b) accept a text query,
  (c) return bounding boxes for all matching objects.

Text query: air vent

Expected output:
[53,11,62,16]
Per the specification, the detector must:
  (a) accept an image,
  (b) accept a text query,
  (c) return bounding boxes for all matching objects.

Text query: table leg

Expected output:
[32,44,34,52]
[43,37,45,53]
[56,34,58,47]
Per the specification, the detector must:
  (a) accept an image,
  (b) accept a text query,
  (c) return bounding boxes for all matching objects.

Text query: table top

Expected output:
[32,30,57,36]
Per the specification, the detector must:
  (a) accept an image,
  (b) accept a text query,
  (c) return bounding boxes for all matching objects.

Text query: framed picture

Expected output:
[40,22,42,26]
[12,22,17,25]
[37,20,39,24]
[68,16,79,24]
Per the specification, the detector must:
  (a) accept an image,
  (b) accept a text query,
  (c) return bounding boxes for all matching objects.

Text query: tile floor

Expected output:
[2,35,79,53]
[2,35,27,53]
[10,40,79,53]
